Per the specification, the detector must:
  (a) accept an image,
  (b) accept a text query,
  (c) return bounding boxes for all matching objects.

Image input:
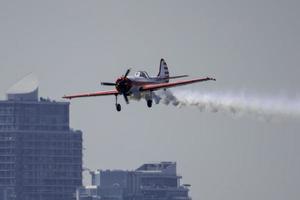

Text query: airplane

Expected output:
[63,58,216,111]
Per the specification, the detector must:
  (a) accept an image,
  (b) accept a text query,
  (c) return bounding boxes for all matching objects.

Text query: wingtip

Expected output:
[62,95,71,100]
[207,77,216,81]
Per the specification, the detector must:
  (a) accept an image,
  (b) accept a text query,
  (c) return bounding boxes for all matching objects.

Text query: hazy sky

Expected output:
[1,1,300,200]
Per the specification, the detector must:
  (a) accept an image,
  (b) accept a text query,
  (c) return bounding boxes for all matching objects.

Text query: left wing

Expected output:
[63,90,119,99]
[140,77,216,92]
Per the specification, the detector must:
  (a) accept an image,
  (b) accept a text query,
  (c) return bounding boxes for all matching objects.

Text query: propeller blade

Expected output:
[124,68,131,78]
[123,94,129,104]
[101,82,116,86]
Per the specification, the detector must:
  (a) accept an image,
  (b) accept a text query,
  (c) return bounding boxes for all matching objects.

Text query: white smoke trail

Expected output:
[157,90,300,120]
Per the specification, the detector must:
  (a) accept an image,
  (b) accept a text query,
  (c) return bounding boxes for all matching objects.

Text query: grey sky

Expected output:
[1,1,300,199]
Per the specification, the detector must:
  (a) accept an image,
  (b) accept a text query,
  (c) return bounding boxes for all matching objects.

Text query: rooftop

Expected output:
[6,73,39,101]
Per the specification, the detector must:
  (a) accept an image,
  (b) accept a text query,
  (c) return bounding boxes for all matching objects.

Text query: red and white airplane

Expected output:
[63,59,216,111]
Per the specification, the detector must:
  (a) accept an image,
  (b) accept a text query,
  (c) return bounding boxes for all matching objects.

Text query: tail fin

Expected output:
[157,58,169,81]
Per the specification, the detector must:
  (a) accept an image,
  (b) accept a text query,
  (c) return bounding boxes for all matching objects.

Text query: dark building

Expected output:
[0,74,82,200]
[77,162,191,200]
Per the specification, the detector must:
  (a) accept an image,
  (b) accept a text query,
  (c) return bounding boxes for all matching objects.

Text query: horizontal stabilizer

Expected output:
[157,75,188,81]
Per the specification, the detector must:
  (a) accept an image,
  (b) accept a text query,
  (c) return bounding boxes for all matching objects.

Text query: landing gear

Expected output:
[147,100,153,108]
[146,91,153,108]
[115,95,121,112]
[116,103,121,112]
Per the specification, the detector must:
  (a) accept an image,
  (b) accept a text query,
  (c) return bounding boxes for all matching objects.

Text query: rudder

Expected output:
[157,58,169,81]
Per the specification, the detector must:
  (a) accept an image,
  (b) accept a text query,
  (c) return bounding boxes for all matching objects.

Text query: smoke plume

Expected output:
[157,90,300,120]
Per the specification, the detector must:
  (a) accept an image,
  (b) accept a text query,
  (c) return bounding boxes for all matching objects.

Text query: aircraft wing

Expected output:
[63,90,119,99]
[140,77,216,92]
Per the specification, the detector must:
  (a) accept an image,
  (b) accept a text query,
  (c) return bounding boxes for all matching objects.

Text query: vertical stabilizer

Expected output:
[157,58,169,82]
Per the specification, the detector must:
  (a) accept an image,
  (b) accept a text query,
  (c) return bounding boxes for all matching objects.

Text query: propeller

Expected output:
[101,68,132,104]
[101,68,131,86]
[101,82,116,86]
[123,94,129,104]
[124,68,131,78]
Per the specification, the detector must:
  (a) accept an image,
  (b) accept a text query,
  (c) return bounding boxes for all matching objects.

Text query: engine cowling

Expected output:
[115,77,132,94]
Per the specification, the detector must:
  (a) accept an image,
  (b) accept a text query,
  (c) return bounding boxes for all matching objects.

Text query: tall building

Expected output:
[77,162,191,200]
[0,74,82,200]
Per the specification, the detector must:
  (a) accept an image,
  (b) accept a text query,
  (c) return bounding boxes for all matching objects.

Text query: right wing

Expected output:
[63,90,119,99]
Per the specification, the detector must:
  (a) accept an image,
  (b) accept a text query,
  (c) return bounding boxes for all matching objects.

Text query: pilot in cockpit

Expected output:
[135,71,149,79]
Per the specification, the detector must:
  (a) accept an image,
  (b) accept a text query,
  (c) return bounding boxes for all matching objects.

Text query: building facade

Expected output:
[0,75,82,200]
[77,162,191,200]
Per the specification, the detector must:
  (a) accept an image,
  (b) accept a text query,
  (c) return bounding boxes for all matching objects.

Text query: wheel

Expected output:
[147,100,152,108]
[116,104,121,112]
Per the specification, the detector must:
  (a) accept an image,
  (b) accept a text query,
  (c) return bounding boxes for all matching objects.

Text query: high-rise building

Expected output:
[77,162,191,200]
[0,74,82,200]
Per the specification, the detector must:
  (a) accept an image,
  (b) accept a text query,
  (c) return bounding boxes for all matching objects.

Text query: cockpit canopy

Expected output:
[134,71,150,78]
